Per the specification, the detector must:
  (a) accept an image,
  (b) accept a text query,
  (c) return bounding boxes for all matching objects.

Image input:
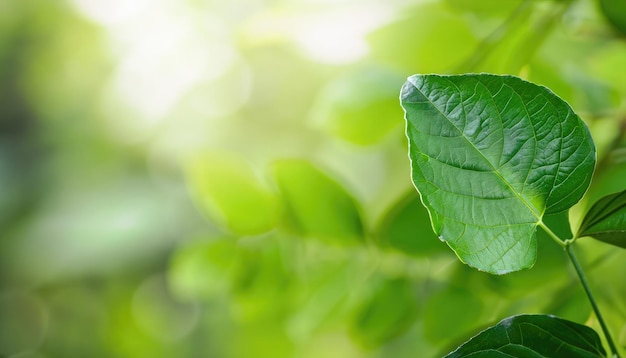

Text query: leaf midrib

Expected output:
[407,76,543,223]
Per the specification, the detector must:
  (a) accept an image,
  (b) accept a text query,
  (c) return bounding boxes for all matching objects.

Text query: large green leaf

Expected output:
[401,74,595,274]
[445,314,606,358]
[577,189,626,248]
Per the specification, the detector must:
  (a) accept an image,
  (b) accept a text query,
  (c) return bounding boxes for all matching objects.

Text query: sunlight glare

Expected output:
[293,6,393,64]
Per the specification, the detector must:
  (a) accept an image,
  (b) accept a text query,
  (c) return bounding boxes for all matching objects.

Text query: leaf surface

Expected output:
[445,314,606,358]
[401,74,595,274]
[578,189,626,248]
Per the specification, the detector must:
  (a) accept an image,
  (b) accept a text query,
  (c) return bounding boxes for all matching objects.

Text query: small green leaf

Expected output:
[445,314,607,358]
[273,159,364,245]
[367,3,477,73]
[401,74,595,274]
[229,240,292,320]
[311,66,405,145]
[577,189,626,248]
[185,151,279,235]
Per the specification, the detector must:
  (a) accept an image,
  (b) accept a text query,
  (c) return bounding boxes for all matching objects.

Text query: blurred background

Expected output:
[1,0,626,357]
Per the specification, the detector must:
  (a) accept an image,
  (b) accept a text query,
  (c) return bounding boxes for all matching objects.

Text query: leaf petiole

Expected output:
[538,221,569,247]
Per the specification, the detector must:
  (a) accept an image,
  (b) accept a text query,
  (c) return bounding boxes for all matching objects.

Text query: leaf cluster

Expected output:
[401,73,626,357]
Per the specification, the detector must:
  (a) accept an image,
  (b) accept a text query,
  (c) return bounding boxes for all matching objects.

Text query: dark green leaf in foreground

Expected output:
[445,314,606,358]
[577,189,626,248]
[401,74,595,274]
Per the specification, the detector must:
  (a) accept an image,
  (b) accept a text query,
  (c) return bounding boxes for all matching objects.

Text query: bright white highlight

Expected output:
[242,6,393,65]
[71,0,242,142]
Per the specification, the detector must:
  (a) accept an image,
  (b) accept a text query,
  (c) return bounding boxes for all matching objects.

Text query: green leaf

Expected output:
[273,159,364,245]
[229,239,292,320]
[288,261,359,340]
[577,189,626,248]
[485,220,569,296]
[401,74,595,274]
[367,3,477,73]
[311,65,406,145]
[185,151,279,236]
[445,314,607,358]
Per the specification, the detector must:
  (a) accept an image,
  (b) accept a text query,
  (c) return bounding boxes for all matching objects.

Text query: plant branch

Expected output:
[565,244,621,358]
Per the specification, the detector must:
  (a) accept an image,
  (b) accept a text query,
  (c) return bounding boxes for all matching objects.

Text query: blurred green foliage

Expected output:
[186,152,279,235]
[1,0,626,357]
[272,159,364,245]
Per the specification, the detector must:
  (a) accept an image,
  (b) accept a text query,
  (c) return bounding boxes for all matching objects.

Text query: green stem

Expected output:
[538,221,568,247]
[565,244,621,358]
